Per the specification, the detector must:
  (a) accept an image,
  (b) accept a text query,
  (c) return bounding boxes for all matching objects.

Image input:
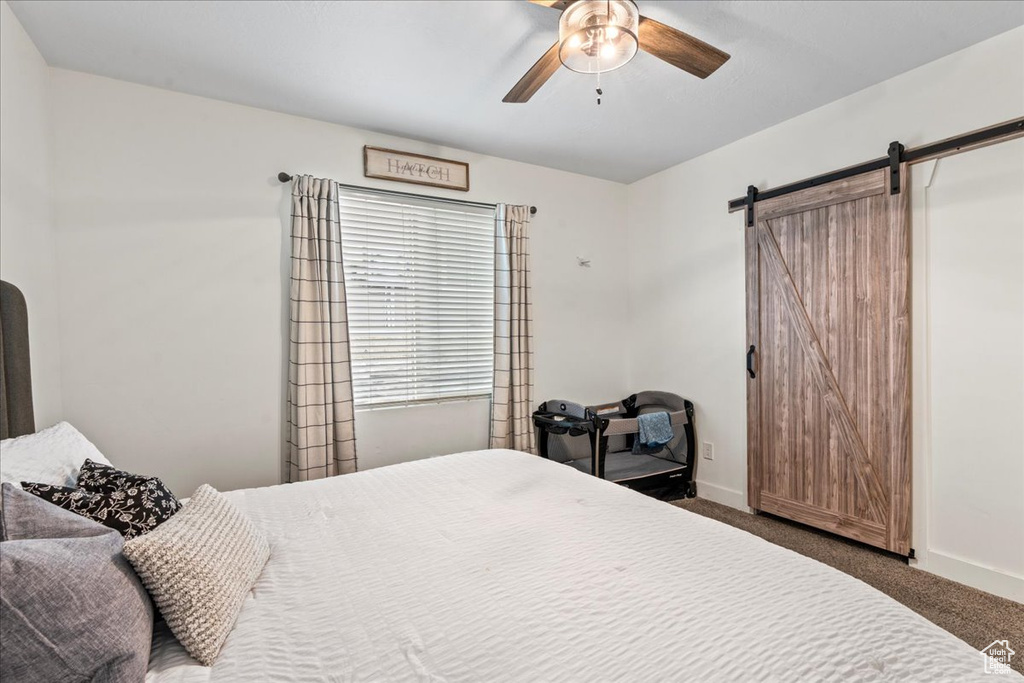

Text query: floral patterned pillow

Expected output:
[21,474,181,540]
[77,459,182,514]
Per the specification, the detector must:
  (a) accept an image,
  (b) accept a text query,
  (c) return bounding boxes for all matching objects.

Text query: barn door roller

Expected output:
[888,141,904,195]
[745,185,758,228]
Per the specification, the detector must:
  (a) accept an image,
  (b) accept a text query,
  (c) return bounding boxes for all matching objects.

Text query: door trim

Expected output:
[887,162,911,555]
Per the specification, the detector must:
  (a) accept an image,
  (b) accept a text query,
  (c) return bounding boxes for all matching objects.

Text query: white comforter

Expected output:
[147,449,1010,682]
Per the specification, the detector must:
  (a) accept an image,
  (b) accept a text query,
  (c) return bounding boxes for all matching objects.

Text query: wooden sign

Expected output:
[363,146,469,192]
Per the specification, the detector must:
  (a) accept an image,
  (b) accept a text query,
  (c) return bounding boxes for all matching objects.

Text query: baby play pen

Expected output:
[532,391,697,500]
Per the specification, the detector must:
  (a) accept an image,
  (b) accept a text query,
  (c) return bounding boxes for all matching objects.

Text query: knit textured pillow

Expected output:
[122,484,270,666]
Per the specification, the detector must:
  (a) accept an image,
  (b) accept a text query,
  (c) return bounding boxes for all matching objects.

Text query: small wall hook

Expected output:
[577,257,591,268]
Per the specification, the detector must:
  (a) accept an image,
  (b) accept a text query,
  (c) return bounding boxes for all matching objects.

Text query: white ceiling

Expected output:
[8,0,1024,183]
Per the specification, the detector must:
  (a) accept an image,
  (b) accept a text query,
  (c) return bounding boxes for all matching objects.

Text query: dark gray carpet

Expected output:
[672,497,1024,674]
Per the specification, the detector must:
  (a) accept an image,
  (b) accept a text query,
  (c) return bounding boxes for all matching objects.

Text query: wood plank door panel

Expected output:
[746,168,911,555]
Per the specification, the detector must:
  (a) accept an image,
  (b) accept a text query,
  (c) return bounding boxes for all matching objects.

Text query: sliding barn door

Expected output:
[746,167,911,555]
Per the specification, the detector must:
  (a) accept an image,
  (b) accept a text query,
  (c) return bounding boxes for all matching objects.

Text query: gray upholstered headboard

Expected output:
[0,280,35,439]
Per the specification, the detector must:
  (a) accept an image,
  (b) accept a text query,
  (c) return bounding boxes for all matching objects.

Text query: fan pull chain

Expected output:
[596,71,602,105]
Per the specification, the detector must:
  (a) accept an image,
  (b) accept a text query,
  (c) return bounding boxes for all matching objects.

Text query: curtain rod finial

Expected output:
[278,172,293,183]
[530,206,537,215]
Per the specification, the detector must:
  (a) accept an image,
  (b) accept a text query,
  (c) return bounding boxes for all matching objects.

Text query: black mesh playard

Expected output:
[533,391,697,500]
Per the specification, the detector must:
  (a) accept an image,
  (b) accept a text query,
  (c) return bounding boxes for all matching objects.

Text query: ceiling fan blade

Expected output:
[637,16,729,79]
[528,0,574,10]
[503,42,561,103]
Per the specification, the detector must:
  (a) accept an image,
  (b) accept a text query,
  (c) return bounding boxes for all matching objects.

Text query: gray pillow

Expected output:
[1,480,113,541]
[0,483,154,682]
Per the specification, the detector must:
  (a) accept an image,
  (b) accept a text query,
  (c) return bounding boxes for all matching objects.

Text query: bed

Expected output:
[137,448,1004,682]
[0,281,1011,681]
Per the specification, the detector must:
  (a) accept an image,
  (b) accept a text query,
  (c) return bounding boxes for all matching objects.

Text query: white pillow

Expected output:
[0,422,113,489]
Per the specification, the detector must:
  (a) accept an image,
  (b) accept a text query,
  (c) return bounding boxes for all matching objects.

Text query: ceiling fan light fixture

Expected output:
[557,0,639,74]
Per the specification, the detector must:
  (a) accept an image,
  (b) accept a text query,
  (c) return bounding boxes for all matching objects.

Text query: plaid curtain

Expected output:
[489,205,536,453]
[286,176,357,481]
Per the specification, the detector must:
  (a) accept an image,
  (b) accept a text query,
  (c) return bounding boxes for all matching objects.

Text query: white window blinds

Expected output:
[339,188,495,408]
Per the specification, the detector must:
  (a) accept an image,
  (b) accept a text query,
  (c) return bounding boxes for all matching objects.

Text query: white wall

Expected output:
[625,26,1024,599]
[0,3,63,427]
[9,1,1020,600]
[49,70,630,497]
[911,141,1024,602]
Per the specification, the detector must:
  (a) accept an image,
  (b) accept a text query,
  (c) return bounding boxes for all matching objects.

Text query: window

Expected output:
[339,188,495,408]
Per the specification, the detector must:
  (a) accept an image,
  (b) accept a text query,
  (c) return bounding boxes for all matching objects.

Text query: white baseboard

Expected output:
[694,480,748,511]
[693,481,1022,604]
[914,551,1024,604]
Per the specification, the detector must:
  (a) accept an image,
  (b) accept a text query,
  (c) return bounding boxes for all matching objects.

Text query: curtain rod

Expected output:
[278,173,537,215]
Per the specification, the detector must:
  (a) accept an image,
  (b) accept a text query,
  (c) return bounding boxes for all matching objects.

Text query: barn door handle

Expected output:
[746,345,756,379]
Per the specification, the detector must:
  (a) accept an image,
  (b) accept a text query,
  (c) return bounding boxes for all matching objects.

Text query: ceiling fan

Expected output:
[504,0,730,103]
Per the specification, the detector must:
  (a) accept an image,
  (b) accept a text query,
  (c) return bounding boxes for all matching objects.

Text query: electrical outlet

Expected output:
[702,441,714,460]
